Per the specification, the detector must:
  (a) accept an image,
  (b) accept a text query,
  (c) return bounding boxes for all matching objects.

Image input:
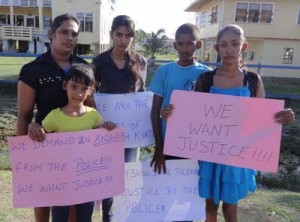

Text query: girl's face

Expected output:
[111,26,134,52]
[174,34,200,66]
[50,19,79,55]
[63,80,92,106]
[216,32,247,65]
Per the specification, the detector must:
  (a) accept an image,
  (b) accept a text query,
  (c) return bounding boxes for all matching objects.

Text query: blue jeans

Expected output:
[51,201,94,222]
[102,148,140,222]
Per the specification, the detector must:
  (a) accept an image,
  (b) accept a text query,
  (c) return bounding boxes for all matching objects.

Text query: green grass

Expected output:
[1,169,299,222]
[0,57,35,79]
[0,170,102,222]
[263,77,300,95]
[0,57,92,80]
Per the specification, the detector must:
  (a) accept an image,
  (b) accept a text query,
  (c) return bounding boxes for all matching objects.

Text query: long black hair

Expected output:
[111,15,146,91]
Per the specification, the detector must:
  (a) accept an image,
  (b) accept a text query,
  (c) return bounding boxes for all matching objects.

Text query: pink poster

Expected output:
[164,90,284,172]
[8,128,125,208]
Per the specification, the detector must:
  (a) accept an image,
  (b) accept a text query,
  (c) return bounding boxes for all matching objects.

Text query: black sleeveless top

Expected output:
[196,68,259,97]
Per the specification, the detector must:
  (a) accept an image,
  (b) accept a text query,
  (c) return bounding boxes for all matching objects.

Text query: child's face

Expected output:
[63,80,92,105]
[174,34,199,66]
[216,32,247,65]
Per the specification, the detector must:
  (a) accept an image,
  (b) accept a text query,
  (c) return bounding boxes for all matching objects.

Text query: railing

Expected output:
[0,25,39,41]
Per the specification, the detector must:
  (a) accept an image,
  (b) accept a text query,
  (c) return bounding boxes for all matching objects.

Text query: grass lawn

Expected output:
[0,56,299,221]
[1,170,300,222]
[0,56,92,80]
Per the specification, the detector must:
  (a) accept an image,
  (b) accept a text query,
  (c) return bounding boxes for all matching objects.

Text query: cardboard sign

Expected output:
[164,90,284,172]
[93,92,154,148]
[113,160,205,222]
[8,128,125,208]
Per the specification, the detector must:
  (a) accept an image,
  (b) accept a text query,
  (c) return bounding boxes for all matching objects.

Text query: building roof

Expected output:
[185,0,213,12]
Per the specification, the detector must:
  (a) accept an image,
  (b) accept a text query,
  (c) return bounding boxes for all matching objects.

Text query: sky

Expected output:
[114,0,195,38]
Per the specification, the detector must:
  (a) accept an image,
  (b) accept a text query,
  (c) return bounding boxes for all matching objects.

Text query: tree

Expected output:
[134,29,148,51]
[143,28,168,59]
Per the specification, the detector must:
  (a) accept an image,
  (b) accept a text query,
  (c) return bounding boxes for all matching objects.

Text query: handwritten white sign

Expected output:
[93,92,154,148]
[113,160,205,222]
[164,90,284,172]
[8,128,125,208]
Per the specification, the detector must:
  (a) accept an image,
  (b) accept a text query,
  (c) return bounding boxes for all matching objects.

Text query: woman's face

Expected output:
[216,32,247,65]
[111,26,134,53]
[50,19,79,55]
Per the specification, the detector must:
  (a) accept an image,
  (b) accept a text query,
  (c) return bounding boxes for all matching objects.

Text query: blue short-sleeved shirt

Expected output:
[149,61,210,137]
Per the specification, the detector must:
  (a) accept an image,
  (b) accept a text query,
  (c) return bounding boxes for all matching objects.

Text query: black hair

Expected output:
[110,15,145,91]
[65,63,96,87]
[50,13,80,33]
[216,24,247,68]
[111,15,135,37]
[216,24,246,43]
[175,23,201,41]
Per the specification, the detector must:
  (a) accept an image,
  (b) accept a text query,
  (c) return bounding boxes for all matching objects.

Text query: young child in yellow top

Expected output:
[42,63,115,222]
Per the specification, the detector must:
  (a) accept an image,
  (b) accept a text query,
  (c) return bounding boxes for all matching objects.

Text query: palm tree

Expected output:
[143,28,168,59]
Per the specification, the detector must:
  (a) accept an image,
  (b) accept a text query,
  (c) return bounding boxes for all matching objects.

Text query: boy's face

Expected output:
[174,34,200,66]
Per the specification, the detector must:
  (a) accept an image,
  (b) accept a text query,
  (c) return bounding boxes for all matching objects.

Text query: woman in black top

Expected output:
[17,13,86,222]
[92,15,147,222]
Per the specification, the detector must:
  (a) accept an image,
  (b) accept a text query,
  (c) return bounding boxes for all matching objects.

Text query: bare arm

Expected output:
[150,94,166,174]
[17,81,35,136]
[256,75,295,124]
[17,81,46,141]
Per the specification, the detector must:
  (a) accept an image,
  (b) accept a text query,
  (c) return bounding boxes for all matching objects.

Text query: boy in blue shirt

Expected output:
[149,23,210,175]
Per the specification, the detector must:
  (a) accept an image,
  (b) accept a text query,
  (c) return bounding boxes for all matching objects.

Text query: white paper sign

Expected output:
[113,160,206,222]
[93,92,154,148]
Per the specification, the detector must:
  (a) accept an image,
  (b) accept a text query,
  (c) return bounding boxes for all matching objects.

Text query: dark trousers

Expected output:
[51,201,94,222]
[102,197,113,222]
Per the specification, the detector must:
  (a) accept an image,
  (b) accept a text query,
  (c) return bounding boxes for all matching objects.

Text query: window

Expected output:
[210,5,218,24]
[199,11,206,28]
[13,0,20,6]
[77,12,93,32]
[0,14,7,25]
[260,4,273,23]
[29,0,37,6]
[235,3,247,22]
[283,47,294,64]
[43,0,51,7]
[44,16,51,29]
[20,0,37,7]
[0,0,9,6]
[248,3,260,23]
[15,15,24,26]
[235,2,273,24]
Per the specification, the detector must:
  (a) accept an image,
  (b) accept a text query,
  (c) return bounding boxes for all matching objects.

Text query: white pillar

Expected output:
[9,1,14,25]
[2,39,9,52]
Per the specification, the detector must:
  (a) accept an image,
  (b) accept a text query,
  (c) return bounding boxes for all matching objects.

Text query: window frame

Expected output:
[199,11,206,28]
[43,0,51,7]
[282,47,294,64]
[76,12,93,33]
[210,5,218,24]
[235,2,274,24]
[0,0,9,6]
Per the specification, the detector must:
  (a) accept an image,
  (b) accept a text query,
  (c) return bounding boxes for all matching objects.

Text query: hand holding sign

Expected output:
[93,92,154,148]
[164,90,284,172]
[8,128,125,208]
